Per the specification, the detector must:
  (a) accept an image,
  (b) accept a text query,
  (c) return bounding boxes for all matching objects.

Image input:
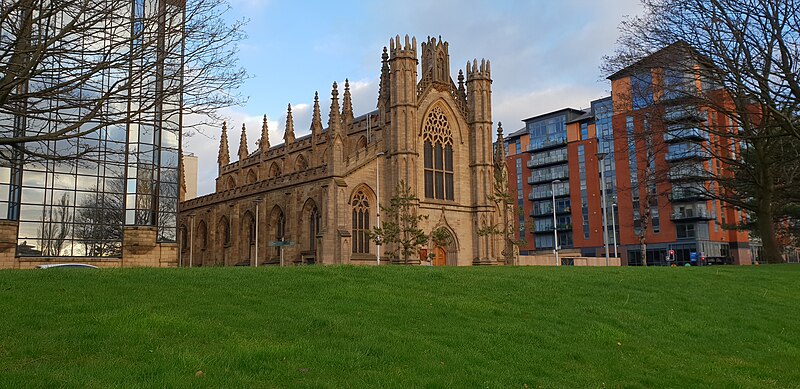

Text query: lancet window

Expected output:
[352,190,370,254]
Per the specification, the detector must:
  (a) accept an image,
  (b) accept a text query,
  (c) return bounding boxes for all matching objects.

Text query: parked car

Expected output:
[35,263,98,269]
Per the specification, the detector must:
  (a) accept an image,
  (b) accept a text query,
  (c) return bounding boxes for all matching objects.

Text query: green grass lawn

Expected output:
[0,265,798,388]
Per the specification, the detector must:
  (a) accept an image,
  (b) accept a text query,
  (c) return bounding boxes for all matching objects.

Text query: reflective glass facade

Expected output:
[0,0,183,257]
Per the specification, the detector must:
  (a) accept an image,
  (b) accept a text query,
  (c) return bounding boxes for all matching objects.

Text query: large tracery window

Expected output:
[423,106,455,200]
[352,190,370,254]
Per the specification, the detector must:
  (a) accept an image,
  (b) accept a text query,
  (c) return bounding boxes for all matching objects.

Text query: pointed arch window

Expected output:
[352,190,370,254]
[274,210,285,257]
[309,206,320,251]
[219,216,231,247]
[423,106,454,200]
[197,220,208,250]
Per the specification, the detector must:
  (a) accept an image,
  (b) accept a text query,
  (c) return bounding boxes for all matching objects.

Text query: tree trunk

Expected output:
[640,237,648,267]
[757,195,783,264]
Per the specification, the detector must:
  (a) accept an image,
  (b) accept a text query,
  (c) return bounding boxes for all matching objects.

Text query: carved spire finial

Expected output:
[260,115,270,152]
[342,78,354,129]
[218,121,230,167]
[284,104,296,144]
[311,91,322,136]
[328,81,341,138]
[238,123,249,161]
[378,47,391,111]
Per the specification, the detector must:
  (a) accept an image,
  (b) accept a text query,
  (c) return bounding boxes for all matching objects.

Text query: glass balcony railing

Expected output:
[528,171,570,185]
[533,223,573,233]
[529,188,570,201]
[664,106,706,123]
[527,153,569,168]
[664,127,709,142]
[668,188,709,202]
[527,137,568,152]
[665,149,711,162]
[531,206,571,217]
[670,209,713,221]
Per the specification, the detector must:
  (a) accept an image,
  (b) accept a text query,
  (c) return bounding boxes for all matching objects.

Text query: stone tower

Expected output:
[421,36,450,86]
[387,35,419,193]
[466,58,495,263]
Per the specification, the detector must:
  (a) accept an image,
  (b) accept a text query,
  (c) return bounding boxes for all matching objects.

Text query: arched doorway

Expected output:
[430,226,458,266]
[433,247,447,266]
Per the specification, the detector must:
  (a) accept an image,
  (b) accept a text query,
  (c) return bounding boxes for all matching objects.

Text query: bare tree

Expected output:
[37,193,71,255]
[74,177,124,256]
[0,0,246,162]
[604,0,800,263]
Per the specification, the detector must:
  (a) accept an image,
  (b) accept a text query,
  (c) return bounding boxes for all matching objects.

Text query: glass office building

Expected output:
[0,0,183,260]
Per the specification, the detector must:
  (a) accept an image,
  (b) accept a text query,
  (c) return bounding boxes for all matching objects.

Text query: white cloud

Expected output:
[187,0,645,196]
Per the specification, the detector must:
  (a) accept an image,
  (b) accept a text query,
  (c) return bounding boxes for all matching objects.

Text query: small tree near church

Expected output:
[370,181,429,264]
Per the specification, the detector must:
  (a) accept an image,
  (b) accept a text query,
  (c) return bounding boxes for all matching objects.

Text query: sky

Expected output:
[184,0,644,196]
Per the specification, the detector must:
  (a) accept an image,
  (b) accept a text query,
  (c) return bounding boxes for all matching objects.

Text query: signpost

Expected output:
[268,239,294,266]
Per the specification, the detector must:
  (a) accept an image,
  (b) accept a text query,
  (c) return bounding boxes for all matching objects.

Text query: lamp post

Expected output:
[376,151,385,265]
[254,198,262,267]
[611,201,618,259]
[551,179,561,267]
[596,152,610,266]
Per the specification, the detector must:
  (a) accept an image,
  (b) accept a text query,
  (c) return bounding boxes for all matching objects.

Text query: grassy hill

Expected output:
[0,265,798,388]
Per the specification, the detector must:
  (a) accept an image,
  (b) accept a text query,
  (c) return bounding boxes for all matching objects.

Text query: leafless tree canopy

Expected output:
[0,0,246,162]
[604,0,800,263]
[605,0,800,139]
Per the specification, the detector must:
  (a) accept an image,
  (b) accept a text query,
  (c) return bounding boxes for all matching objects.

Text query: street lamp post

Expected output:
[552,179,561,267]
[376,151,385,265]
[596,152,610,266]
[611,202,618,259]
[254,198,262,267]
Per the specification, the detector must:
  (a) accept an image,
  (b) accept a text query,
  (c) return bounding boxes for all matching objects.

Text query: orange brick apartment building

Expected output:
[504,47,752,265]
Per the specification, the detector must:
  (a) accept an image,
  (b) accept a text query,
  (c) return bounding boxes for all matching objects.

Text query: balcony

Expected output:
[527,154,569,168]
[526,137,568,153]
[665,149,711,162]
[667,167,710,182]
[668,189,710,203]
[532,224,573,234]
[531,206,571,217]
[664,127,709,143]
[529,190,570,201]
[670,209,713,221]
[527,171,570,185]
[663,105,706,123]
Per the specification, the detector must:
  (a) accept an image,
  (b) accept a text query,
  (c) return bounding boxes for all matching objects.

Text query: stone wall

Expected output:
[0,223,177,269]
[518,254,622,266]
[0,221,18,269]
[122,226,178,268]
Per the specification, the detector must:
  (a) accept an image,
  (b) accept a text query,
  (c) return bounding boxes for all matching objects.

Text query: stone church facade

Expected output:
[178,35,509,266]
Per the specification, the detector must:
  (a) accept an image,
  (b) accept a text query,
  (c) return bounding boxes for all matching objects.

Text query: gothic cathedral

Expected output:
[178,35,510,266]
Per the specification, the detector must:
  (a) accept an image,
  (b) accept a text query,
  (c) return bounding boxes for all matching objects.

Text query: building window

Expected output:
[676,223,696,239]
[578,145,589,239]
[352,190,370,254]
[631,72,654,109]
[652,207,660,233]
[423,106,454,200]
[310,206,320,251]
[219,216,231,247]
[274,210,285,257]
[197,220,208,250]
[580,123,588,140]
